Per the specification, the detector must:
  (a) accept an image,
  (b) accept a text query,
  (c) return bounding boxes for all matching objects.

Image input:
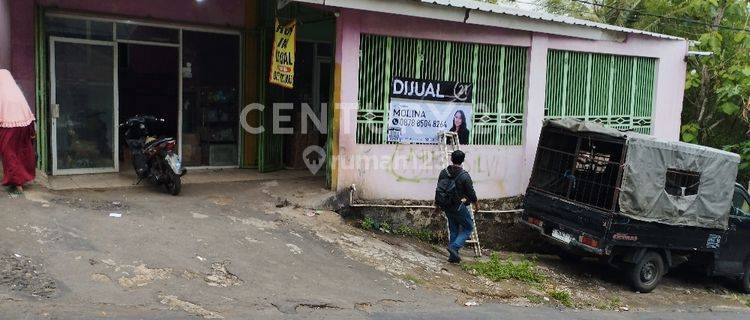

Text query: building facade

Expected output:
[2,0,688,200]
[321,0,688,200]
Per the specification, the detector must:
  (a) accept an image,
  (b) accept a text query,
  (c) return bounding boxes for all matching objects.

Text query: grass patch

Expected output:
[595,296,622,310]
[461,252,546,284]
[359,218,435,242]
[729,294,750,308]
[525,294,544,304]
[395,225,434,242]
[548,289,573,308]
[361,217,376,231]
[360,217,391,233]
[402,274,424,285]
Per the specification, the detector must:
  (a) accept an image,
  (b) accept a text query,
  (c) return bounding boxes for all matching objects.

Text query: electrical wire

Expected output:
[567,0,750,32]
[506,0,750,33]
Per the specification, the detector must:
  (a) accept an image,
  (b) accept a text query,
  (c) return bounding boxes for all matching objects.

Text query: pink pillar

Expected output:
[521,34,549,190]
[334,9,361,191]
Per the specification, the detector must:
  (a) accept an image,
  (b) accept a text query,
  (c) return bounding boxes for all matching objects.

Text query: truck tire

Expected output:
[628,251,664,293]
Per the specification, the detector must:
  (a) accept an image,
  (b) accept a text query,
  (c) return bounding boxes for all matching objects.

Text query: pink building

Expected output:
[310,0,689,200]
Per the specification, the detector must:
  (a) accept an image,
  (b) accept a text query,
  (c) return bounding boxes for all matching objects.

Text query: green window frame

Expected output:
[544,50,656,134]
[356,34,528,145]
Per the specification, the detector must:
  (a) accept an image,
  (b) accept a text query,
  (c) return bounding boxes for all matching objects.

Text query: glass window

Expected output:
[181,31,240,167]
[116,23,179,44]
[52,41,115,171]
[732,189,750,217]
[46,16,113,41]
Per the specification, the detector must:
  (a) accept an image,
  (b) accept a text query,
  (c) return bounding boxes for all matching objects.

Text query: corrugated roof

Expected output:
[420,0,683,40]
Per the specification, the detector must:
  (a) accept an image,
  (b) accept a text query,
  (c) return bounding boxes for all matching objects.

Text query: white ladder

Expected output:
[438,131,482,258]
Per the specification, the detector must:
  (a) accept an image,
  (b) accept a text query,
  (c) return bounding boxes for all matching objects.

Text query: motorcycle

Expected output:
[120,115,185,195]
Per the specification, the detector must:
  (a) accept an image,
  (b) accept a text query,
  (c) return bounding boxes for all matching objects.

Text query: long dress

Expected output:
[0,123,35,187]
[0,69,37,187]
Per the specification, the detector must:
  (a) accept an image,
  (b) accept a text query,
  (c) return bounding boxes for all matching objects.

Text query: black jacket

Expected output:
[438,165,478,204]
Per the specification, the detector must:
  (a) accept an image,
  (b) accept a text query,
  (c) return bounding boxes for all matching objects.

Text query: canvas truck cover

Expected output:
[545,119,740,230]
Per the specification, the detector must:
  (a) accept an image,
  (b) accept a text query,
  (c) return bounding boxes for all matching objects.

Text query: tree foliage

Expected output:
[543,0,750,181]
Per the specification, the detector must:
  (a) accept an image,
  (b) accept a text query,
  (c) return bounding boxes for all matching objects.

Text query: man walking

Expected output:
[434,150,479,263]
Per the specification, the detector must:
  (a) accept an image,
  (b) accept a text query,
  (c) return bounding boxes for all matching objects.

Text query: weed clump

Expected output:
[461,252,546,284]
[547,289,573,307]
[359,218,435,242]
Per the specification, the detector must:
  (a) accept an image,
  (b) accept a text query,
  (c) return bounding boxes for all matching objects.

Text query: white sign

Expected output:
[387,77,473,144]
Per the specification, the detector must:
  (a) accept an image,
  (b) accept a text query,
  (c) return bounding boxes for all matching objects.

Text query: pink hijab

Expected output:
[0,69,35,128]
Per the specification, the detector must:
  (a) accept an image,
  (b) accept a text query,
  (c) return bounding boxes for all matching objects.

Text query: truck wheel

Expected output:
[741,264,750,294]
[628,251,664,293]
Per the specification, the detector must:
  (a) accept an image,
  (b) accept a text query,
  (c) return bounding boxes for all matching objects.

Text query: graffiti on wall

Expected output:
[368,145,512,184]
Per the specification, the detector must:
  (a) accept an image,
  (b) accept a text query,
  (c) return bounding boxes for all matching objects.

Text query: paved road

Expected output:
[0,178,747,319]
[373,306,749,320]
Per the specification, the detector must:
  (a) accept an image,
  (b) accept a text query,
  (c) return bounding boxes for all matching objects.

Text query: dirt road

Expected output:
[0,176,747,319]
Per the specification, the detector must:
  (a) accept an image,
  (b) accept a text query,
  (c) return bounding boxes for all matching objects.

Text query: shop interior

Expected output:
[117,43,179,170]
[267,40,332,170]
[45,14,241,176]
[261,4,335,179]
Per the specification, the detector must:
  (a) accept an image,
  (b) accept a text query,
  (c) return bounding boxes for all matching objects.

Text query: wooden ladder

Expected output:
[438,131,482,258]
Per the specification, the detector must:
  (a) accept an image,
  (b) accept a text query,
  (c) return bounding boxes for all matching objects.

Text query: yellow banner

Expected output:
[269,18,296,89]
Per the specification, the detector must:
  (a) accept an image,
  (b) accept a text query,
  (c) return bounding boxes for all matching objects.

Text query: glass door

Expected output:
[50,37,117,175]
[181,30,240,167]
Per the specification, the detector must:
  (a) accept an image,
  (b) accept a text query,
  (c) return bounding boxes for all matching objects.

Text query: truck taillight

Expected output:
[528,217,544,227]
[579,235,599,248]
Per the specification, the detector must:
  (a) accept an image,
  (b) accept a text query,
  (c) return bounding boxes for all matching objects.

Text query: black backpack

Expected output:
[435,169,467,212]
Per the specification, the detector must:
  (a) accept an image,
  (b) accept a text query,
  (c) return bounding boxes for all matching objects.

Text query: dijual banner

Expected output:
[269,19,296,89]
[387,77,473,144]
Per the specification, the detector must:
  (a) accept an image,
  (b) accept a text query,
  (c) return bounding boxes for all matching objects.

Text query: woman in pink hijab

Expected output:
[0,69,36,193]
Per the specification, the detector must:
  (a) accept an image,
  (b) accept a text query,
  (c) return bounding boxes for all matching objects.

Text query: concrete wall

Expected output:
[0,0,10,70]
[9,0,245,111]
[334,9,688,200]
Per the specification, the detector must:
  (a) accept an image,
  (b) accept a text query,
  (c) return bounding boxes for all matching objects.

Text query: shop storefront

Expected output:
[5,0,689,199]
[45,13,241,174]
[8,0,246,176]
[7,0,338,185]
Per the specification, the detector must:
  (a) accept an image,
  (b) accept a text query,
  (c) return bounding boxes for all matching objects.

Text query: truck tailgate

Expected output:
[524,189,611,239]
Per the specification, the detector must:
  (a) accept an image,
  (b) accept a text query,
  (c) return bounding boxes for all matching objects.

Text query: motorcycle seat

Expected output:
[145,137,175,149]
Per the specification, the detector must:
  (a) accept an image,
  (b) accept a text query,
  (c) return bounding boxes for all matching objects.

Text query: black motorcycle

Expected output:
[120,115,185,195]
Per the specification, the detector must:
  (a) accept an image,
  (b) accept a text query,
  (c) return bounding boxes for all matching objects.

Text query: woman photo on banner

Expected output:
[450,110,469,145]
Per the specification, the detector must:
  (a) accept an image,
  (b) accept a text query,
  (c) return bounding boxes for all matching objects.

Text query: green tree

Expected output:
[543,0,750,181]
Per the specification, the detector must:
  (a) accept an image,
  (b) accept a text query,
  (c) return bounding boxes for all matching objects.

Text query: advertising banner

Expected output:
[387,77,473,144]
[269,19,296,89]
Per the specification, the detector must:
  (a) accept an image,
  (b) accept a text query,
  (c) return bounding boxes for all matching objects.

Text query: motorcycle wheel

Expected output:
[165,170,182,196]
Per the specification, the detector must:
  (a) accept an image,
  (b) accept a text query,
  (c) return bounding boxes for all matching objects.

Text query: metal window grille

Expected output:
[356,34,528,145]
[544,50,656,134]
[665,169,701,196]
[529,126,626,212]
